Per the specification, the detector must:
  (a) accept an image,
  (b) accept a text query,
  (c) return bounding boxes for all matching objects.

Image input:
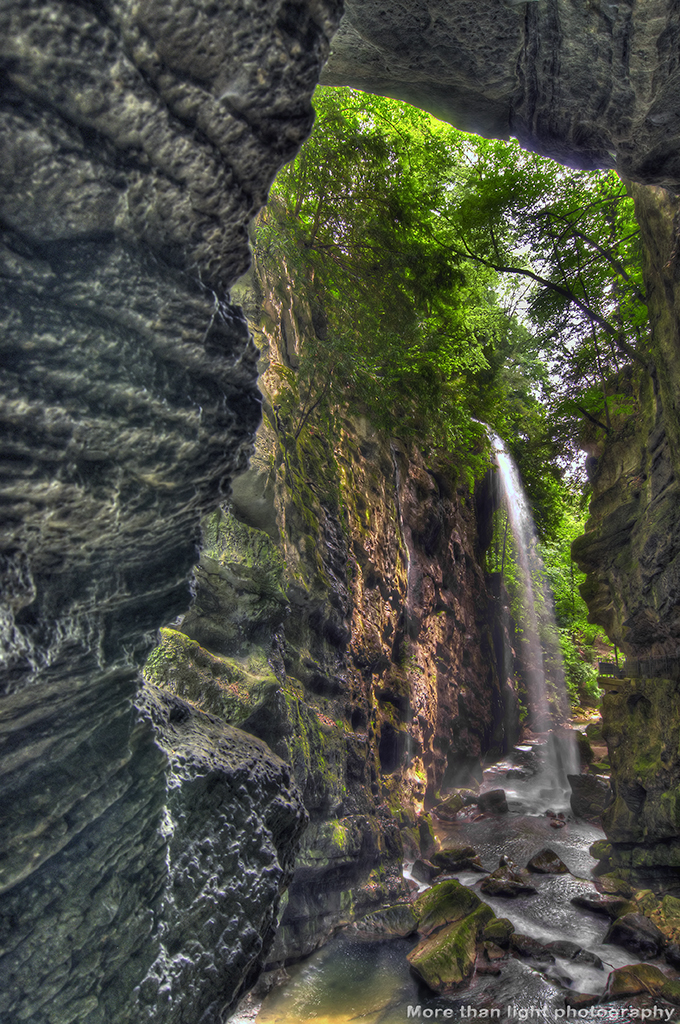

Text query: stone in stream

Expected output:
[604,912,666,960]
[434,792,465,821]
[607,964,680,1004]
[509,934,555,962]
[543,940,603,968]
[482,917,515,947]
[431,845,485,873]
[480,856,538,897]
[570,893,630,918]
[526,848,570,874]
[666,943,680,969]
[407,903,495,994]
[350,903,419,940]
[411,858,441,884]
[568,773,612,819]
[478,789,509,814]
[413,879,484,937]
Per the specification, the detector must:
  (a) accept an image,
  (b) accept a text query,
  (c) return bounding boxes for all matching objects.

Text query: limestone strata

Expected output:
[323,0,680,187]
[0,682,306,1024]
[596,675,680,890]
[145,257,516,961]
[0,0,340,1019]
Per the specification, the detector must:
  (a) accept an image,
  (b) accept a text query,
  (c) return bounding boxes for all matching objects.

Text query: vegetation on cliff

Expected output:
[256,86,647,705]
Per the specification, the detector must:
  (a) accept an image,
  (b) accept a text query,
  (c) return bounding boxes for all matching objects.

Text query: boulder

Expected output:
[407,903,494,994]
[527,848,569,875]
[480,856,538,897]
[570,893,629,918]
[418,814,437,858]
[607,964,680,1004]
[434,793,465,821]
[411,859,441,884]
[604,912,666,960]
[543,941,603,968]
[510,934,555,962]
[414,880,483,937]
[568,774,612,819]
[431,845,484,873]
[478,789,509,814]
[351,904,419,940]
[482,917,515,948]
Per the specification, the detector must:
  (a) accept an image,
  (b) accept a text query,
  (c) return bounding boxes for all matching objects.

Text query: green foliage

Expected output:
[256,87,525,478]
[257,86,648,701]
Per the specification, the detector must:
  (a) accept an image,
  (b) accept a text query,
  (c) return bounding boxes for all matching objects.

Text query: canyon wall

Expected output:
[3,0,680,1019]
[323,0,680,186]
[0,0,340,1020]
[144,258,515,966]
[572,185,680,889]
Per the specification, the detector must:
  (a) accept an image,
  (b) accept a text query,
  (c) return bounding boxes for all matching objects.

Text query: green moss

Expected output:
[143,628,279,723]
[407,903,494,993]
[414,880,482,936]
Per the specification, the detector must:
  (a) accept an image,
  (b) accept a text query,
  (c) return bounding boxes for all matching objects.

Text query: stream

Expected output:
[230,738,671,1024]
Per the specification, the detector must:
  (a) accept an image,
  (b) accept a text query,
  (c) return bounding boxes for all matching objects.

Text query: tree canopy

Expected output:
[256,86,646,512]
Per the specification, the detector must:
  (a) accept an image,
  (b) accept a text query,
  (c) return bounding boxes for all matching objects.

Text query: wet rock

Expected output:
[564,993,602,1010]
[418,814,438,859]
[568,774,613,819]
[484,941,507,962]
[509,934,555,962]
[414,880,484,937]
[604,912,666,960]
[527,848,569,875]
[482,918,515,948]
[407,903,495,994]
[480,857,538,898]
[434,793,465,821]
[506,769,527,780]
[431,845,484,873]
[478,789,509,814]
[412,859,441,884]
[549,819,567,829]
[543,941,603,968]
[570,893,629,918]
[351,903,419,940]
[666,943,680,969]
[607,964,680,1004]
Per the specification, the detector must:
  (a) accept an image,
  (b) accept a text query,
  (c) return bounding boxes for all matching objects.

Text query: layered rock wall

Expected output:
[145,258,515,963]
[0,0,340,1019]
[4,0,680,1015]
[323,0,680,186]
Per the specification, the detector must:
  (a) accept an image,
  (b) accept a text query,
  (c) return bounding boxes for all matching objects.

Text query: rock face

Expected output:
[4,0,680,1016]
[323,1,680,187]
[0,683,307,1024]
[143,255,516,961]
[0,0,340,1019]
[571,185,680,889]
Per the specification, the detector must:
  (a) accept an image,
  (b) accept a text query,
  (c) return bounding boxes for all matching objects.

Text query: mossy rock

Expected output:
[418,814,437,858]
[577,732,595,764]
[414,880,483,937]
[608,964,680,1004]
[351,903,419,941]
[482,917,514,947]
[143,628,280,724]
[407,903,494,994]
[433,793,465,821]
[431,845,483,872]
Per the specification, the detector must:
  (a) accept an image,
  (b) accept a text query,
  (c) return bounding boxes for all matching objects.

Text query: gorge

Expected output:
[1,2,680,1023]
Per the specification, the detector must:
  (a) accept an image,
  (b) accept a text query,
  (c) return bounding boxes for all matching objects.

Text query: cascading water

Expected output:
[490,432,578,811]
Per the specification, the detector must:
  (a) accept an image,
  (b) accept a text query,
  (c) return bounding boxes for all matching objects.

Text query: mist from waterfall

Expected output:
[491,432,578,811]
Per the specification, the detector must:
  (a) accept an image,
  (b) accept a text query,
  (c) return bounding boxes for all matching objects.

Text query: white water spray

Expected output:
[491,432,578,810]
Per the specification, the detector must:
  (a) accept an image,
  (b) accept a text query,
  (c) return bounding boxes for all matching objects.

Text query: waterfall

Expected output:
[490,432,578,810]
